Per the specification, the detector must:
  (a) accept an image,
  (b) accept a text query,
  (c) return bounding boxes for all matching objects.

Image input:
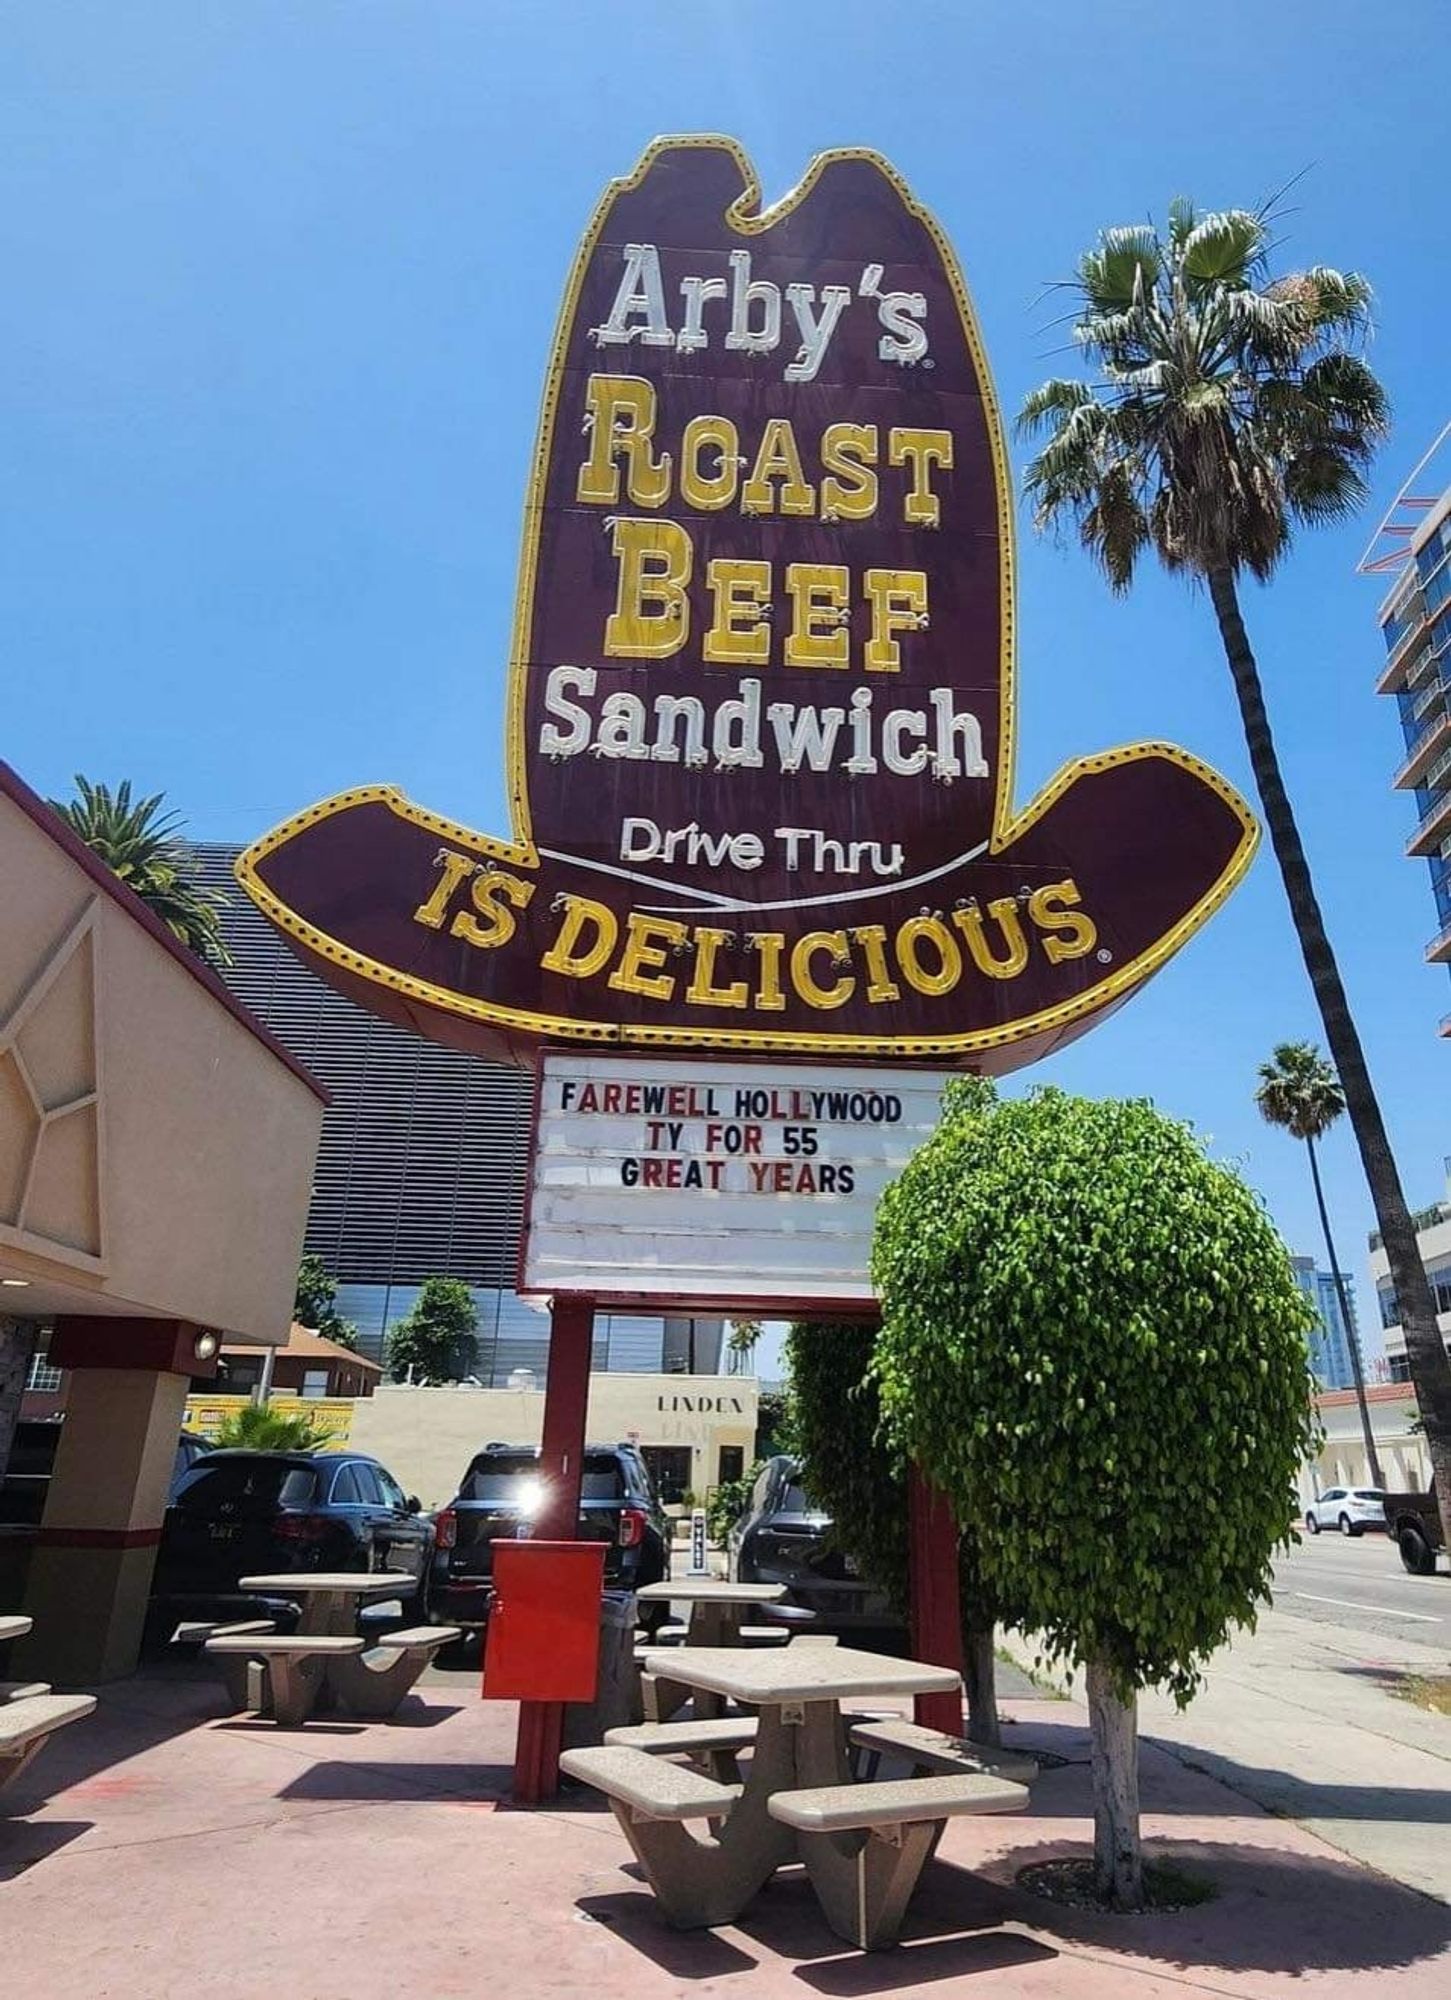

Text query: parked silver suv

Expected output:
[1303,1487,1387,1537]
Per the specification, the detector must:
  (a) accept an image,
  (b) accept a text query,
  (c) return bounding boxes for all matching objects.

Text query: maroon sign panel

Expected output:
[239,138,1256,1069]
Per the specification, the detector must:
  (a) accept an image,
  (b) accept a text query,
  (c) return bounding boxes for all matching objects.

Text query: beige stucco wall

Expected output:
[1300,1386,1432,1499]
[348,1375,760,1510]
[0,784,324,1342]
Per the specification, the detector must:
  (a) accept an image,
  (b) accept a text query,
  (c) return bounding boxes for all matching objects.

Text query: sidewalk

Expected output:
[2,1657,1449,1998]
[998,1603,1451,1903]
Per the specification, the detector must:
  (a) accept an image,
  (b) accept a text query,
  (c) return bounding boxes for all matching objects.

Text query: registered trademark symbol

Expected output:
[1096,948,1113,963]
[922,357,935,369]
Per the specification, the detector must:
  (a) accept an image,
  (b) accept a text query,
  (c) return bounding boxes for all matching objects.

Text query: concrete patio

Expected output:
[3,1658,1450,2000]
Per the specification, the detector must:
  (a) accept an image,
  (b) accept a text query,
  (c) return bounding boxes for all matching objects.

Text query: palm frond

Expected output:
[51,774,232,967]
[1078,226,1161,313]
[1179,209,1268,287]
[1014,378,1094,439]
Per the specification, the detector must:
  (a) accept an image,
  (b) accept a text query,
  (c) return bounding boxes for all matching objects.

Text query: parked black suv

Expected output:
[429,1441,669,1629]
[150,1449,434,1629]
[730,1454,895,1629]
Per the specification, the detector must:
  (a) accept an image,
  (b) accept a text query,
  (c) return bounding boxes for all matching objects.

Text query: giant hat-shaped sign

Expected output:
[239,137,1256,1070]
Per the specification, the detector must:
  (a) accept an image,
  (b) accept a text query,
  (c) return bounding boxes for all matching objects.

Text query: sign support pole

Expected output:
[908,1462,965,1737]
[512,1292,595,1804]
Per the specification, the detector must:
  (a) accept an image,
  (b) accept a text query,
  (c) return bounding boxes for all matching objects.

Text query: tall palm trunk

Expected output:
[1208,568,1451,1543]
[1305,1133,1383,1487]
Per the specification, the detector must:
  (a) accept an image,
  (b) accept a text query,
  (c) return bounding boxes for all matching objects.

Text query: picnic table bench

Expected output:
[849,1716,1039,1786]
[206,1619,462,1724]
[566,1642,1026,1950]
[205,1633,367,1726]
[0,1693,96,1794]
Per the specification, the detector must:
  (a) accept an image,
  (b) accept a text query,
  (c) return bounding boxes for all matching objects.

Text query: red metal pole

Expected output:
[908,1462,965,1736]
[512,1294,594,1803]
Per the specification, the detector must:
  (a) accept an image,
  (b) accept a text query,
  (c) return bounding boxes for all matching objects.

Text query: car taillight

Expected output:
[435,1506,458,1550]
[275,1512,331,1544]
[618,1506,647,1549]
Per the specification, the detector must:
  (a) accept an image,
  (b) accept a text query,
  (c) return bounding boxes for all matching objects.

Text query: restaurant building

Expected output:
[0,763,323,1681]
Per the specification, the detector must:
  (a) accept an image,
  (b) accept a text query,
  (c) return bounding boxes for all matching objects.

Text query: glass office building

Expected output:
[1289,1255,1358,1391]
[190,845,721,1378]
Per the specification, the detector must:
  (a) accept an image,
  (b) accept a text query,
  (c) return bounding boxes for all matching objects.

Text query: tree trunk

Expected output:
[1086,1657,1143,1910]
[1208,567,1451,1546]
[962,1624,1001,1746]
[1306,1134,1383,1486]
[0,1318,37,1487]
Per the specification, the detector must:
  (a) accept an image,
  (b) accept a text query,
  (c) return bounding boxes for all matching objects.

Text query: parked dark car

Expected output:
[730,1454,896,1629]
[429,1441,669,1629]
[150,1449,434,1629]
[1,1420,209,1527]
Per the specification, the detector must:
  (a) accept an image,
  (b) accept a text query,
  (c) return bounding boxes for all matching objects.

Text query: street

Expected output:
[1273,1532,1451,1646]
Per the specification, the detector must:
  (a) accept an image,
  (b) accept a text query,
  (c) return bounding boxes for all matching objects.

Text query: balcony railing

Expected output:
[1427,920,1451,964]
[1394,709,1451,790]
[1413,675,1448,721]
[1406,786,1451,857]
[1369,1202,1449,1250]
[1376,613,1430,694]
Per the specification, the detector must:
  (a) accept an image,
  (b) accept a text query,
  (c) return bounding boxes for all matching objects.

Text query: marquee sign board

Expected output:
[238,137,1256,1071]
[521,1052,953,1308]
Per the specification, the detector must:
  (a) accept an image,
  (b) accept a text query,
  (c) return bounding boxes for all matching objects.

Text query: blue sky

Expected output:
[4,3,1447,1364]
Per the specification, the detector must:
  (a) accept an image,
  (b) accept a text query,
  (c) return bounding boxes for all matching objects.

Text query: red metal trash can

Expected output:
[481,1540,607,1703]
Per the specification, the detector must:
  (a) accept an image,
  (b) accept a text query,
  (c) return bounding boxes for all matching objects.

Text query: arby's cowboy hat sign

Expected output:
[238,137,1256,1070]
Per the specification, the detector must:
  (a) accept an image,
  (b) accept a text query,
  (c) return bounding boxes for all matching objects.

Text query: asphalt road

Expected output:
[1272,1532,1451,1645]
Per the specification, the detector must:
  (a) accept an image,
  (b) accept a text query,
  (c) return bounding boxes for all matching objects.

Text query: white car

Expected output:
[1303,1488,1387,1537]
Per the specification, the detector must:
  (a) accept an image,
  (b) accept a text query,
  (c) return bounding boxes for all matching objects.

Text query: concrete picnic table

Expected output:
[636,1578,786,1646]
[635,1580,792,1721]
[237,1573,416,1638]
[624,1642,965,1936]
[0,1617,32,1645]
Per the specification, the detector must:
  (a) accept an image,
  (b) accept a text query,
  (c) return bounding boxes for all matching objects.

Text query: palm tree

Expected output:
[726,1318,762,1375]
[209,1401,330,1451]
[51,776,230,967]
[1016,200,1451,1544]
[1256,1041,1382,1486]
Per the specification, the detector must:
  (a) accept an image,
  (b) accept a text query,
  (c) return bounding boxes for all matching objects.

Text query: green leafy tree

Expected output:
[789,1319,1008,1748]
[1256,1040,1381,1483]
[210,1401,331,1451]
[754,1385,797,1460]
[293,1253,360,1353]
[51,776,231,967]
[706,1462,763,1544]
[873,1088,1318,1909]
[1016,200,1451,1549]
[386,1278,479,1383]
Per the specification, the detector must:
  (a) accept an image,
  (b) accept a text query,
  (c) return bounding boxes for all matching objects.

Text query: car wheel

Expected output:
[1338,1513,1358,1537]
[1304,1512,1320,1536]
[1399,1527,1436,1577]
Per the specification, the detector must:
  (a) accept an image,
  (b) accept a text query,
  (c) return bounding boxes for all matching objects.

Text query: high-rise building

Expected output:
[1360,423,1451,1032]
[189,844,722,1379]
[1368,1163,1451,1383]
[1289,1255,1358,1391]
